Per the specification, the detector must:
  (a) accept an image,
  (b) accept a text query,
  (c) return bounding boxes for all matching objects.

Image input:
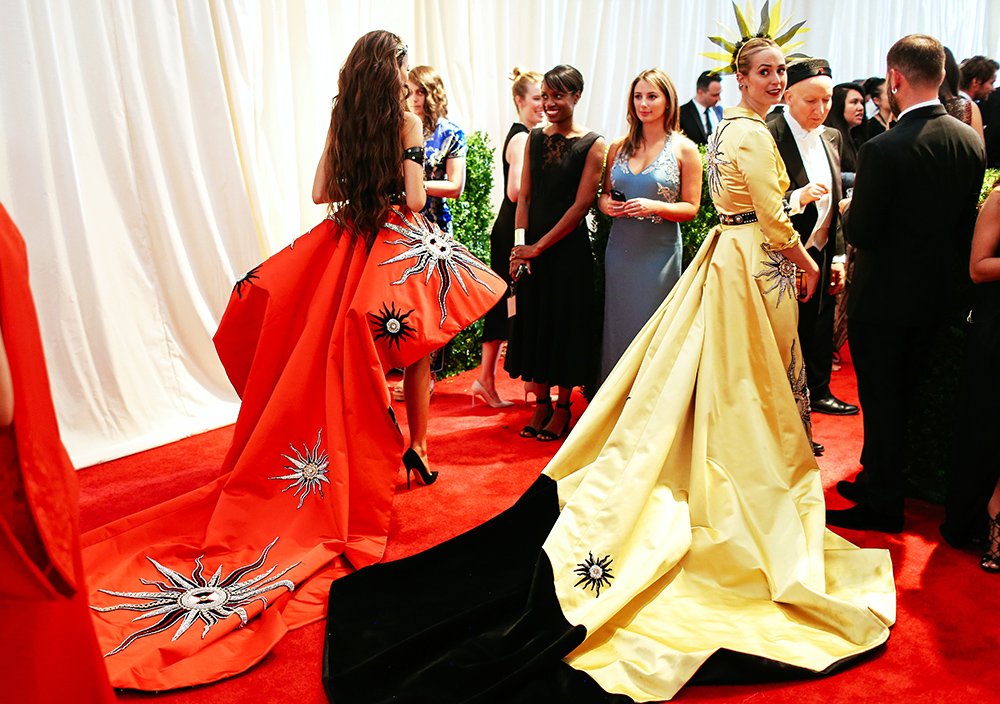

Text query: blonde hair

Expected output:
[510,66,543,110]
[409,65,448,134]
[621,68,680,157]
[735,37,781,77]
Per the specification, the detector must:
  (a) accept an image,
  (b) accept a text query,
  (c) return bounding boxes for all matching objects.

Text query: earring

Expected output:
[891,86,898,94]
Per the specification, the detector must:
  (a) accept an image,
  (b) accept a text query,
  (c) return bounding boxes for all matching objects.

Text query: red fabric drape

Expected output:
[0,203,116,704]
[82,210,502,689]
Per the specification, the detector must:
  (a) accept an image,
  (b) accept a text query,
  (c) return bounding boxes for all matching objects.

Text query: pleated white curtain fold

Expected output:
[0,0,995,468]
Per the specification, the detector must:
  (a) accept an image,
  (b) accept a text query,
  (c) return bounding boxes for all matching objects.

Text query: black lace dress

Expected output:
[504,128,600,388]
[481,122,529,342]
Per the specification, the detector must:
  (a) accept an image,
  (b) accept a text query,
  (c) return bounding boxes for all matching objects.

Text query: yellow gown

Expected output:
[541,107,895,701]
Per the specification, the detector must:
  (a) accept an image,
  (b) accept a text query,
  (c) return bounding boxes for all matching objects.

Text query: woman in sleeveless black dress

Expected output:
[506,65,605,440]
[473,68,543,408]
[942,180,1000,572]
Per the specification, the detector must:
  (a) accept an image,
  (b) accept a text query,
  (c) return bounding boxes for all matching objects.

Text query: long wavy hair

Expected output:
[409,65,448,134]
[322,30,408,248]
[622,69,680,157]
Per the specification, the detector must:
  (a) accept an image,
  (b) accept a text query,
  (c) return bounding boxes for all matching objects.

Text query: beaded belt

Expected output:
[718,210,758,226]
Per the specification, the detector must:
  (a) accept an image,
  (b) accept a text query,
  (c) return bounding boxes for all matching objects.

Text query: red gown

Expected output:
[0,203,116,703]
[82,208,503,689]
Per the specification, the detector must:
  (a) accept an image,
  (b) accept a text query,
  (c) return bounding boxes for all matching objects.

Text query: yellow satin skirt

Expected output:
[542,224,895,701]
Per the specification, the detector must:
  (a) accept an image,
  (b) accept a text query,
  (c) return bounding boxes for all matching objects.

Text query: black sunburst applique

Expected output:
[369,302,417,350]
[574,552,614,596]
[234,266,261,299]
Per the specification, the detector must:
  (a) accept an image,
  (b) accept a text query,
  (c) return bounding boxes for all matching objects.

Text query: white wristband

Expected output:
[514,228,525,246]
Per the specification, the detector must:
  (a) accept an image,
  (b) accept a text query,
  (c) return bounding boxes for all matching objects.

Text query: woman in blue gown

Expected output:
[597,68,702,384]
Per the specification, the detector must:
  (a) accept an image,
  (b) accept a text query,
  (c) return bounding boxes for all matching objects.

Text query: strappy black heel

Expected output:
[983,510,1000,573]
[521,399,553,438]
[537,400,572,442]
[403,448,438,490]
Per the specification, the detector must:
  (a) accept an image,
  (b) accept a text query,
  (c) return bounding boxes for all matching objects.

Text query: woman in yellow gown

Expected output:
[323,38,895,704]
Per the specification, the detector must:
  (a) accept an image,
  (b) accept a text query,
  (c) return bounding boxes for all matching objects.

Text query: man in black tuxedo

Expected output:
[768,59,857,459]
[829,35,986,533]
[679,71,722,146]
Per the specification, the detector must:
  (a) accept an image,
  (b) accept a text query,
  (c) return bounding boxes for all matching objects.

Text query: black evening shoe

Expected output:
[537,401,572,442]
[836,479,865,504]
[810,394,860,416]
[402,448,438,490]
[811,441,825,456]
[521,399,553,438]
[982,511,1000,573]
[826,504,903,533]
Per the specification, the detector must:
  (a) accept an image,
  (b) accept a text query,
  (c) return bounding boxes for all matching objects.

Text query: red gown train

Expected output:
[82,208,502,689]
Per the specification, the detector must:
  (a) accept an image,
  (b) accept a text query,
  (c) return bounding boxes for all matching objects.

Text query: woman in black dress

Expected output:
[506,65,605,440]
[942,179,1000,572]
[472,67,544,408]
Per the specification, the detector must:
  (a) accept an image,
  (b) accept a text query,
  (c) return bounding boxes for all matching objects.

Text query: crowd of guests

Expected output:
[408,46,997,573]
[4,24,998,701]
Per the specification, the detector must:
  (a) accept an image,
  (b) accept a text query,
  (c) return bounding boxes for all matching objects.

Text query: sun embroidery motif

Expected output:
[787,340,813,438]
[574,552,615,596]
[379,209,496,328]
[754,243,798,307]
[91,537,299,656]
[270,430,330,509]
[233,265,260,299]
[705,121,731,197]
[369,302,417,350]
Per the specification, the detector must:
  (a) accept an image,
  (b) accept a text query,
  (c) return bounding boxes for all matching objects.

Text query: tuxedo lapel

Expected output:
[774,118,809,189]
[820,130,842,204]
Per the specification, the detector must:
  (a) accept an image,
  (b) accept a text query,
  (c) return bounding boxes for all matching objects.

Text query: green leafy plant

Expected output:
[444,131,496,377]
[679,145,719,267]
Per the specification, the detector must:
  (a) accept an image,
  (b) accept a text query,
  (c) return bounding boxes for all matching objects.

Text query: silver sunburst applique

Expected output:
[92,537,299,656]
[270,430,330,509]
[574,552,615,596]
[705,121,731,197]
[754,243,798,307]
[379,209,495,328]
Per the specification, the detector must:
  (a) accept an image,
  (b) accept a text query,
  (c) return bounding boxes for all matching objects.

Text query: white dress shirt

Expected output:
[898,98,942,120]
[694,100,719,136]
[783,112,833,251]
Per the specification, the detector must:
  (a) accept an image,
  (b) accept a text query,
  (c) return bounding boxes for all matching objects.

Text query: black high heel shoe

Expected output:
[537,400,572,442]
[521,399,553,438]
[403,448,438,490]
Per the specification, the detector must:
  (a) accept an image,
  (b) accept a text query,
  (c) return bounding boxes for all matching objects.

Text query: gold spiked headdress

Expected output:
[702,1,810,75]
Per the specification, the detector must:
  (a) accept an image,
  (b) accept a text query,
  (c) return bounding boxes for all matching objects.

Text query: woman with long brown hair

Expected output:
[81,31,501,690]
[597,68,701,383]
[312,33,438,485]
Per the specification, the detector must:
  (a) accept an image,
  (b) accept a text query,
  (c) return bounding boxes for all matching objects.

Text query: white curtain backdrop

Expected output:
[0,0,995,467]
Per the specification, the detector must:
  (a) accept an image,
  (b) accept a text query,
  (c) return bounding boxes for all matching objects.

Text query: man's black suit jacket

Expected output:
[843,104,986,326]
[767,115,846,257]
[679,100,719,146]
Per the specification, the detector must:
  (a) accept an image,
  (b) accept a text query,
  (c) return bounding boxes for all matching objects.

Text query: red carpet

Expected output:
[78,353,1000,703]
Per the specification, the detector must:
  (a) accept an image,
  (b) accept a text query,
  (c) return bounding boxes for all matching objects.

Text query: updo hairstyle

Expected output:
[510,66,543,109]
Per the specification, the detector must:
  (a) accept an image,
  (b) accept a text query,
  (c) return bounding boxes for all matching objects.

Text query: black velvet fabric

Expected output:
[323,476,630,703]
[323,475,875,702]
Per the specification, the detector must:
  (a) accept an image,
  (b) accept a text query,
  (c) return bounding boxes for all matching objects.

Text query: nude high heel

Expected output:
[471,379,514,408]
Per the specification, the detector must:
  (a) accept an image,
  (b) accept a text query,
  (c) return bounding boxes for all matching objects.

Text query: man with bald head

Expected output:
[768,59,855,458]
[829,35,985,533]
